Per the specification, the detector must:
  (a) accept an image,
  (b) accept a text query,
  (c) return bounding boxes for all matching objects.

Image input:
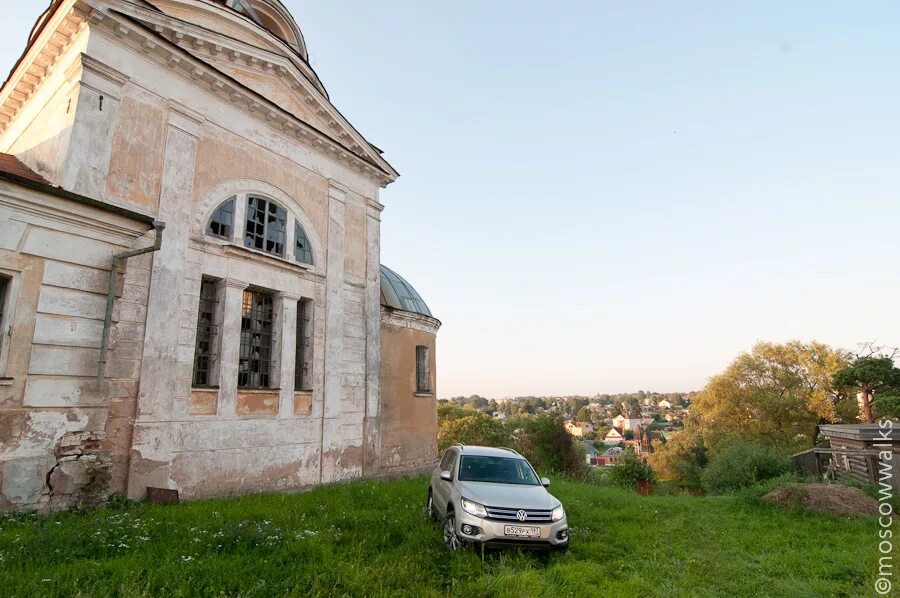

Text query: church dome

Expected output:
[380,265,433,318]
[214,0,308,59]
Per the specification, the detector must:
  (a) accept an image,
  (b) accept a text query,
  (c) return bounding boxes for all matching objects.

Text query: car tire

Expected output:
[426,489,437,521]
[442,510,462,551]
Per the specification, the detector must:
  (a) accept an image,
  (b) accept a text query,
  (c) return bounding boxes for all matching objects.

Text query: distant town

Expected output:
[439,392,695,467]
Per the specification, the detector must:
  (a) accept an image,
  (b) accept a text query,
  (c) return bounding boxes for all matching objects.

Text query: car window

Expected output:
[446,451,458,479]
[439,449,455,472]
[457,456,540,486]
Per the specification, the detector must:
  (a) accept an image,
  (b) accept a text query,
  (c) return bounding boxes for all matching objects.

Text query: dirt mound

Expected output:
[762,483,878,517]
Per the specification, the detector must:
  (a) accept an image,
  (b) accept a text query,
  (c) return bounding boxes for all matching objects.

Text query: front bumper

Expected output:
[455,509,569,548]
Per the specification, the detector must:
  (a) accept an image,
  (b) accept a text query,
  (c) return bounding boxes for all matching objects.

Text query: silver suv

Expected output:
[427,444,569,551]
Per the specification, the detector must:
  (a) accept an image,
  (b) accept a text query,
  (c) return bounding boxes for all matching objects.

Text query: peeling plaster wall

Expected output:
[0,0,427,510]
[0,181,150,511]
[85,20,383,500]
[378,310,439,473]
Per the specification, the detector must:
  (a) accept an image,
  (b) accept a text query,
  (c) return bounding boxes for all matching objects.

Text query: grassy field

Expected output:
[0,476,880,597]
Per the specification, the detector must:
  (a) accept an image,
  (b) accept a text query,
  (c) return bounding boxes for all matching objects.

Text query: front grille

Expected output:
[484,506,553,523]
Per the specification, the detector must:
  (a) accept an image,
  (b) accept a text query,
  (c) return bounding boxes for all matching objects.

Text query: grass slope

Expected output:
[0,477,879,597]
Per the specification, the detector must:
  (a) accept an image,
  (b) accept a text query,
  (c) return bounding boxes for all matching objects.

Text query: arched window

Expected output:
[203,191,317,267]
[207,197,235,239]
[244,196,286,257]
[294,222,313,265]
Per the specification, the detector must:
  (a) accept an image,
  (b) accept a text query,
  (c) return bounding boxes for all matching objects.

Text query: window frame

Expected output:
[0,274,10,373]
[294,298,313,392]
[202,192,317,268]
[238,288,277,390]
[244,195,287,257]
[206,197,235,240]
[294,221,313,265]
[415,345,431,394]
[191,278,221,388]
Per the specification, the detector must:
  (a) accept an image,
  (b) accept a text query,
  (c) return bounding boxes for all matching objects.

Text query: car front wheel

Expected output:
[442,511,462,551]
[426,489,437,521]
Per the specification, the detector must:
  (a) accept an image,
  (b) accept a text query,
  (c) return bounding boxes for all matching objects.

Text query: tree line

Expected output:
[649,341,900,484]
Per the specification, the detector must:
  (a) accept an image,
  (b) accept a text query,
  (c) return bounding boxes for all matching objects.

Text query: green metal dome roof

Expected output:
[380,265,433,318]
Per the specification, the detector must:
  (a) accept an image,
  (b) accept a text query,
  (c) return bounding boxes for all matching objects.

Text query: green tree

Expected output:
[691,341,849,452]
[437,403,476,423]
[437,414,509,451]
[832,345,900,423]
[575,407,592,422]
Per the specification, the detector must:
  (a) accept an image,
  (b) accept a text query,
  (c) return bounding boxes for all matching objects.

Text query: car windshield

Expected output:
[457,456,540,486]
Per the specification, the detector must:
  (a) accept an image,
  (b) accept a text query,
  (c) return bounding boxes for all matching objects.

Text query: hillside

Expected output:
[0,477,876,596]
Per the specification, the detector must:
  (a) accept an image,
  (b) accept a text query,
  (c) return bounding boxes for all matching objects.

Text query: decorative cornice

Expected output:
[167,100,205,138]
[0,4,88,131]
[381,307,441,335]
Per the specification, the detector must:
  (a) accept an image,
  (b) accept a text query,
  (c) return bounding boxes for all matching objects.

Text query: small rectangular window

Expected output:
[239,289,275,389]
[294,298,313,391]
[416,345,430,394]
[192,279,219,387]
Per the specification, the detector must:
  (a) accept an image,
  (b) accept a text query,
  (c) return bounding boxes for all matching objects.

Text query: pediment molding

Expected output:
[103,0,396,182]
[0,0,398,188]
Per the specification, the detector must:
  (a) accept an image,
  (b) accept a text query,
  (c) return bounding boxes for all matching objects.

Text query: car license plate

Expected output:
[504,525,540,538]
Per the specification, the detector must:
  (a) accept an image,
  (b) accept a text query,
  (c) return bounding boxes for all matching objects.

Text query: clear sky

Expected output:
[2,2,898,399]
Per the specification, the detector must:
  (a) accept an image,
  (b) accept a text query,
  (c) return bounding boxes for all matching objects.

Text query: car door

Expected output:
[434,448,457,516]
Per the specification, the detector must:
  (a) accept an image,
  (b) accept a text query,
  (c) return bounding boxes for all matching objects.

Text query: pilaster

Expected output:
[217,278,249,416]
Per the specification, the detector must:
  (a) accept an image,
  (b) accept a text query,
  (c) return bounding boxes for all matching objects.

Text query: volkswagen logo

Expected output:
[516,510,528,521]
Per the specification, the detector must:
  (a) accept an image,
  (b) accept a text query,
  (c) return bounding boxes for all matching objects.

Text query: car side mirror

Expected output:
[541,477,551,488]
[440,470,452,482]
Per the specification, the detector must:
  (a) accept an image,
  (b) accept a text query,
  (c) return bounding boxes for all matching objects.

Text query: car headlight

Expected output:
[460,498,488,518]
[551,504,565,522]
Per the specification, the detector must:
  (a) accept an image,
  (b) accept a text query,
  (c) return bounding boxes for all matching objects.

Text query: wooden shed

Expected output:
[818,423,900,491]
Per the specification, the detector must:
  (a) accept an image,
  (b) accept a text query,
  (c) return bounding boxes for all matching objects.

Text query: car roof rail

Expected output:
[499,447,519,455]
[452,443,464,450]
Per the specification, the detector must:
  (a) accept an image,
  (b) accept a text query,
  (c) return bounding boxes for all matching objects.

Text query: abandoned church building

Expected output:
[0,0,441,511]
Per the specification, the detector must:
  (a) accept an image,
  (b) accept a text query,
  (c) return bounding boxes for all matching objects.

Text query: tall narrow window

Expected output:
[294,222,313,265]
[0,275,9,362]
[239,289,275,389]
[416,345,430,394]
[244,196,287,257]
[192,279,219,387]
[294,298,313,391]
[207,197,235,239]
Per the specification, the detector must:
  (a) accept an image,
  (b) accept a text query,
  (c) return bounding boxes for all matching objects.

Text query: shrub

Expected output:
[648,431,707,486]
[702,440,790,494]
[507,414,588,479]
[607,456,655,489]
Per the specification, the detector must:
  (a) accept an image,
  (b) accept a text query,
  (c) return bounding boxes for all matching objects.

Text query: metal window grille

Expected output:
[416,345,430,393]
[207,198,235,239]
[244,196,286,257]
[239,289,275,389]
[294,222,313,264]
[294,299,313,391]
[192,279,219,387]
